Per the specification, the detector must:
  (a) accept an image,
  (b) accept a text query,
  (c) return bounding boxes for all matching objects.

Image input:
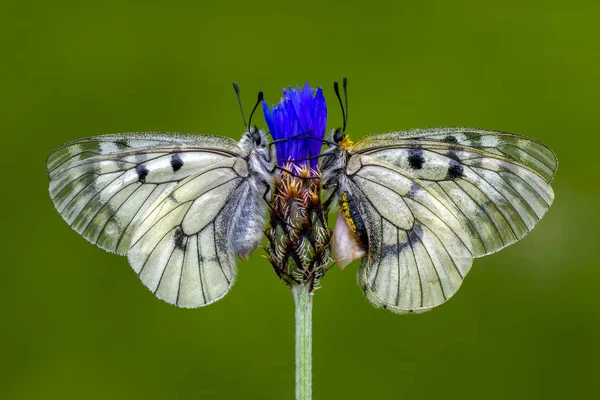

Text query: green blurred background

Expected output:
[2,1,599,399]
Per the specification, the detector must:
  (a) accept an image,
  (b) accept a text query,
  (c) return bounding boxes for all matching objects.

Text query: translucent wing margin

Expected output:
[351,128,556,257]
[346,155,473,313]
[46,133,242,255]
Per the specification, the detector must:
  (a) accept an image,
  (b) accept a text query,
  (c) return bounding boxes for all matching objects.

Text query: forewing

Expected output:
[46,133,242,255]
[353,127,557,182]
[346,155,473,313]
[352,128,555,257]
[127,157,254,307]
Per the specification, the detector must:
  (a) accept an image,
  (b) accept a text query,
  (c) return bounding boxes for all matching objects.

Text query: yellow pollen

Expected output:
[298,165,312,178]
[340,134,354,149]
[340,193,357,233]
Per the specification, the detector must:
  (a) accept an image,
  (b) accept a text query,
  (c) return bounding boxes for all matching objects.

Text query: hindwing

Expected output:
[345,155,473,313]
[128,158,256,307]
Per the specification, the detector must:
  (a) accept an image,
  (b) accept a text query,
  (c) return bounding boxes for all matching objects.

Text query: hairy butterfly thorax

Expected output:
[231,126,274,260]
[321,128,369,269]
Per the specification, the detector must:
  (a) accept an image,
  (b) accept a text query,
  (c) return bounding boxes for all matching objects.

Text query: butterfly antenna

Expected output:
[232,82,247,128]
[343,77,348,128]
[247,91,264,129]
[333,81,347,133]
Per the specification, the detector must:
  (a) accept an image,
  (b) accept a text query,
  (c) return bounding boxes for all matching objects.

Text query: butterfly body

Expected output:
[47,128,273,308]
[339,192,368,246]
[321,127,557,313]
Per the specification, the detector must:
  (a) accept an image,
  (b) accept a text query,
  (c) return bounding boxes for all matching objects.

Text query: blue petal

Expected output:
[262,100,276,137]
[261,82,327,168]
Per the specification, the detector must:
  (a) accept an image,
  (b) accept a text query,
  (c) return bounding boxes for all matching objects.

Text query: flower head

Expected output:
[262,82,327,170]
[263,82,331,290]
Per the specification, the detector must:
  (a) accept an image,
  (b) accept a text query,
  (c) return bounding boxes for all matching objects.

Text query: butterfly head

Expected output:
[248,125,268,148]
[330,78,353,150]
[240,126,271,165]
[231,84,269,154]
[331,127,354,150]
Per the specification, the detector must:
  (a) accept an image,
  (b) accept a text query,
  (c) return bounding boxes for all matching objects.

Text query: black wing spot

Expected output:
[407,149,425,170]
[171,154,184,172]
[463,131,482,147]
[174,227,187,251]
[115,139,129,149]
[447,150,460,161]
[381,244,397,258]
[406,182,421,198]
[408,224,424,242]
[167,192,178,204]
[443,135,458,143]
[136,164,149,183]
[381,241,408,258]
[448,162,464,179]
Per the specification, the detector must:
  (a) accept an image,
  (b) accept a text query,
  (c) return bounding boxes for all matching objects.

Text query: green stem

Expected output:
[293,284,312,400]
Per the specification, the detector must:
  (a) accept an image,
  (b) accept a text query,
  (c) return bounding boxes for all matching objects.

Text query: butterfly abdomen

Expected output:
[230,181,269,260]
[340,192,368,247]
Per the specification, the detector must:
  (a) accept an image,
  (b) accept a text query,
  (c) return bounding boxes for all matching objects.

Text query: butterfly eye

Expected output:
[333,128,344,143]
[251,130,262,146]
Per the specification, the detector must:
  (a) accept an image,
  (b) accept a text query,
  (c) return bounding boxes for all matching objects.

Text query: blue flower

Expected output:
[262,82,327,170]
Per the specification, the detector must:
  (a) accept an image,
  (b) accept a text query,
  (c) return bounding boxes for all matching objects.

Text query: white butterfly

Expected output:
[322,120,556,313]
[46,126,273,308]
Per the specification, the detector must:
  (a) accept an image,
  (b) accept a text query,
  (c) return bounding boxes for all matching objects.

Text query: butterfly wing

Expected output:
[47,132,269,307]
[353,127,557,181]
[127,157,257,307]
[351,127,556,257]
[343,155,473,313]
[46,133,243,255]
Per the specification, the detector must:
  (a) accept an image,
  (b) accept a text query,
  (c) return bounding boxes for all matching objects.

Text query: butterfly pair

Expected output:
[46,83,557,312]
